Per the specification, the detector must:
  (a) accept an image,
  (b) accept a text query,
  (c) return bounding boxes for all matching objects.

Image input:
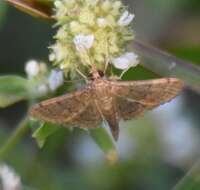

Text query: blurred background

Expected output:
[0,0,200,189]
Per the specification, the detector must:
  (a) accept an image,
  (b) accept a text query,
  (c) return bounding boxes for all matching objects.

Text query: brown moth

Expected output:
[30,72,184,141]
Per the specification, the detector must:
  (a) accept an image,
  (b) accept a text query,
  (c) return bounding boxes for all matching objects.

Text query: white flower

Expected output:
[50,44,65,62]
[56,26,67,39]
[25,60,40,78]
[111,52,139,70]
[49,53,56,62]
[0,164,22,190]
[118,11,135,26]
[48,70,64,91]
[73,34,94,52]
[36,84,49,95]
[97,17,107,27]
[60,64,67,70]
[54,0,62,8]
[54,1,68,18]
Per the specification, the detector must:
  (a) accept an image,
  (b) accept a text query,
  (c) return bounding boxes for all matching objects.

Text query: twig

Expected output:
[173,159,200,190]
[0,116,30,160]
[131,38,200,93]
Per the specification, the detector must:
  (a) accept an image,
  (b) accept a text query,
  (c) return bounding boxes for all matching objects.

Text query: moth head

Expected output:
[89,70,104,80]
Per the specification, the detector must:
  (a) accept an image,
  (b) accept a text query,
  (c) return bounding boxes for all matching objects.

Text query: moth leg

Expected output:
[104,59,109,74]
[75,67,88,82]
[119,66,131,79]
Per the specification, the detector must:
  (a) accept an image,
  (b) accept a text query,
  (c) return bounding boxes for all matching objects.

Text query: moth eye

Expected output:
[98,70,104,78]
[89,70,104,80]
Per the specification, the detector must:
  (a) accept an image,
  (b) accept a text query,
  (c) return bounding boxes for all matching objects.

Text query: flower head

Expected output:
[51,0,137,78]
[24,60,64,96]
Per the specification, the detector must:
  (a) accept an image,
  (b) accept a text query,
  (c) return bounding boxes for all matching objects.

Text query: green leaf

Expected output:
[89,127,118,164]
[0,76,31,107]
[32,122,60,148]
[5,0,53,19]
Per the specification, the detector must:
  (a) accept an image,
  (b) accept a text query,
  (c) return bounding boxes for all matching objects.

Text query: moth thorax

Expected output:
[94,84,113,109]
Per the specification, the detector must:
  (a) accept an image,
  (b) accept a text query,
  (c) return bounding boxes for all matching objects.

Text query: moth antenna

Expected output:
[104,60,109,74]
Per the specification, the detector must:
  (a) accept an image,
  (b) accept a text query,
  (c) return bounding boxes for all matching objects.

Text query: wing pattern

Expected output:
[30,88,102,128]
[110,78,184,120]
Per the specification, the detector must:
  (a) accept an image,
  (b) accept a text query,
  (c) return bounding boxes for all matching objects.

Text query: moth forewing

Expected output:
[110,78,184,121]
[30,88,93,125]
[110,78,184,106]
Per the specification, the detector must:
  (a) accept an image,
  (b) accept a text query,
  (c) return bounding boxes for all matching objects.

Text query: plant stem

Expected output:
[131,38,200,93]
[89,127,118,164]
[173,160,200,190]
[0,116,30,160]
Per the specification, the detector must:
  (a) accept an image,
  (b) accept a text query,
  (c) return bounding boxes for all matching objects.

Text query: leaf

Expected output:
[0,76,31,107]
[5,0,53,19]
[89,127,118,164]
[32,122,60,148]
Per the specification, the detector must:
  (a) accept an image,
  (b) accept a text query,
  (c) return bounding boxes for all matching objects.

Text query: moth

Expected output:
[30,71,184,141]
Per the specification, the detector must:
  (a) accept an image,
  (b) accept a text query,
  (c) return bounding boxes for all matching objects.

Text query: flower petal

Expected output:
[118,11,135,26]
[73,34,94,52]
[97,17,107,27]
[111,52,139,70]
[0,164,22,190]
[25,60,40,78]
[48,70,64,91]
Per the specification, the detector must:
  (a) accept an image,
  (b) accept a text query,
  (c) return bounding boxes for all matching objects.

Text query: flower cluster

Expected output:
[50,0,138,78]
[0,164,22,190]
[25,60,64,95]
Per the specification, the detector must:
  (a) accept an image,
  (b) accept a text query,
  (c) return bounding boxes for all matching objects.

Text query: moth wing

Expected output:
[109,78,184,120]
[69,102,103,128]
[30,88,102,128]
[116,97,147,120]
